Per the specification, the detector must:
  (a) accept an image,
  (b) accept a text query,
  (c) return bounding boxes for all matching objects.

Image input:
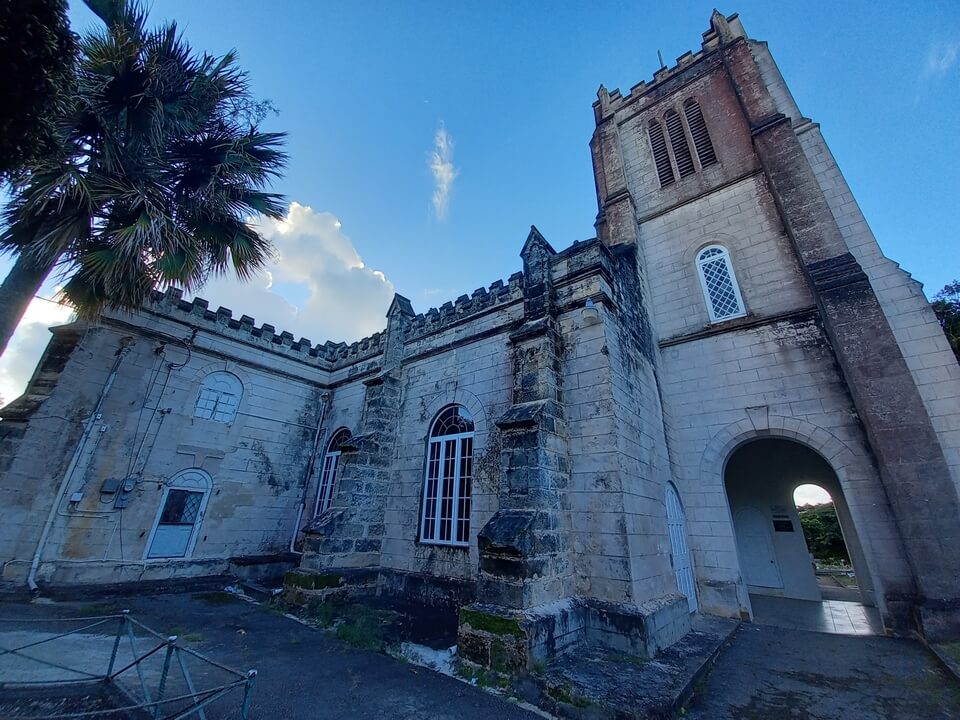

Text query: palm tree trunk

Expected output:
[0,253,56,357]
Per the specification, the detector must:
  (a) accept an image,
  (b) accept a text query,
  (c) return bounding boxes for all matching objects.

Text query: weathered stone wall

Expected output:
[0,301,335,587]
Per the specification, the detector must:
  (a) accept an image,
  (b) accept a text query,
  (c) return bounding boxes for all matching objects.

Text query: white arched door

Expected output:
[666,484,698,613]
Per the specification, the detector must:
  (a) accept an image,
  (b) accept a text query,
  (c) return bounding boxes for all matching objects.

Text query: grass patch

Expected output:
[299,597,397,652]
[603,651,649,667]
[459,608,523,638]
[181,633,203,643]
[283,571,342,590]
[191,591,238,606]
[547,682,592,708]
[457,662,510,690]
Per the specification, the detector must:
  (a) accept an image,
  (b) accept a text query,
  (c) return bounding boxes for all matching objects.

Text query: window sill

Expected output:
[418,540,470,550]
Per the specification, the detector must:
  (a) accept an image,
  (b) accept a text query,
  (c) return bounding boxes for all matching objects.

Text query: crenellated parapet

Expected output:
[593,11,746,123]
[134,230,609,374]
[402,272,525,342]
[139,288,386,371]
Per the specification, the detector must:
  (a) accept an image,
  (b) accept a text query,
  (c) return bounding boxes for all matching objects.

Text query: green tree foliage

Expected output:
[932,280,960,363]
[0,0,78,181]
[797,502,850,565]
[0,0,287,356]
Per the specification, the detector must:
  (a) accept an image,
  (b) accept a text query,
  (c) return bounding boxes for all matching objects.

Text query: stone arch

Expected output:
[699,411,866,488]
[420,386,488,441]
[180,360,254,418]
[700,411,888,619]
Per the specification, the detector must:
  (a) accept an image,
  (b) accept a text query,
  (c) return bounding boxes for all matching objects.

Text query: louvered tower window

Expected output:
[647,120,676,188]
[664,110,696,178]
[683,99,717,168]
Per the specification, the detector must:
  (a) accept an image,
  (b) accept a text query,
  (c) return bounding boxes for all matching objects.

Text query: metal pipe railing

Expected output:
[0,611,257,719]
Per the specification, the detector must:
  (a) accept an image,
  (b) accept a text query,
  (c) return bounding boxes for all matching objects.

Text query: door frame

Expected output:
[143,469,212,560]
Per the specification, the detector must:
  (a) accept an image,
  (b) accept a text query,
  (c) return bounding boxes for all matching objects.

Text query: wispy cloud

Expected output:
[429,124,458,220]
[922,40,959,79]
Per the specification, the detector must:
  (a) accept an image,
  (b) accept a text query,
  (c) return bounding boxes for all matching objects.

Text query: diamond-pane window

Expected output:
[696,246,745,322]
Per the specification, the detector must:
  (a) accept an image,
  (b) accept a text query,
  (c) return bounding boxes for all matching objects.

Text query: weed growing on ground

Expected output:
[456,662,510,690]
[546,682,592,708]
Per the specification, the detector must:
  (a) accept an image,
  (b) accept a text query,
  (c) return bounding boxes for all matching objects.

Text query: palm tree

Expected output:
[0,0,287,356]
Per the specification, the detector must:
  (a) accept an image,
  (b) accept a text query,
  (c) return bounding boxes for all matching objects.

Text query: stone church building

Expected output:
[2,12,959,666]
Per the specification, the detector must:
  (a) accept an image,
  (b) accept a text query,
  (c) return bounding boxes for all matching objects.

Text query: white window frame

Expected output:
[144,469,212,560]
[314,428,349,517]
[696,244,746,323]
[419,407,474,547]
[193,371,243,423]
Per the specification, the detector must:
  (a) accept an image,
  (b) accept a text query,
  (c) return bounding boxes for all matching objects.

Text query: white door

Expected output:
[666,484,698,613]
[734,506,783,588]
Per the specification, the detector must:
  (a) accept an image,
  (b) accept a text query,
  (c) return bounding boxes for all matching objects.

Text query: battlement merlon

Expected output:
[99,228,612,372]
[592,11,749,123]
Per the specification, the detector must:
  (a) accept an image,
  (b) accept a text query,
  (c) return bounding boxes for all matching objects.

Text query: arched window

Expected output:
[648,120,675,187]
[420,405,475,546]
[193,372,243,423]
[683,99,717,169]
[664,109,696,178]
[315,428,350,516]
[696,245,746,322]
[145,469,211,559]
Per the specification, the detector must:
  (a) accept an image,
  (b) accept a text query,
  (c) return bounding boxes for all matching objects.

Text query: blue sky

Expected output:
[1,0,959,404]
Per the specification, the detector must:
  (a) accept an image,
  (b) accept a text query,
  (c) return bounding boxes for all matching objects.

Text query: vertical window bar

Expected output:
[664,110,695,178]
[648,120,676,187]
[440,438,457,542]
[422,441,441,541]
[457,436,473,543]
[683,99,717,168]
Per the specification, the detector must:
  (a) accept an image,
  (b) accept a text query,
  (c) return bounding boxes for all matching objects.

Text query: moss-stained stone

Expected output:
[460,607,524,638]
[283,571,343,591]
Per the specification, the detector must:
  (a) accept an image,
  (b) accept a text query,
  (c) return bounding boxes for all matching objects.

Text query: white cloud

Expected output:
[922,40,959,78]
[195,201,395,345]
[0,296,74,406]
[793,484,832,507]
[0,202,394,405]
[429,124,458,220]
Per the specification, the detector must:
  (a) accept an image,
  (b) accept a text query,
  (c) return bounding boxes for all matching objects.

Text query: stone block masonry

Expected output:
[2,10,959,675]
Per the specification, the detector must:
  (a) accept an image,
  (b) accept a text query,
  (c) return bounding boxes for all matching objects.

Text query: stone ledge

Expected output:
[458,594,694,673]
[524,615,740,720]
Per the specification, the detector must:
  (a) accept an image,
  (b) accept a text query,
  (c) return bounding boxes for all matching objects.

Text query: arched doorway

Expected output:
[724,438,880,632]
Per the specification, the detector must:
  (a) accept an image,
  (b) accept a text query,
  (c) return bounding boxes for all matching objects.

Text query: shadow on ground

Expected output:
[686,623,960,720]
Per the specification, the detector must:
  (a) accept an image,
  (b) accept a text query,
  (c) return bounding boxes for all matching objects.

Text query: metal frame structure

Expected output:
[0,611,256,719]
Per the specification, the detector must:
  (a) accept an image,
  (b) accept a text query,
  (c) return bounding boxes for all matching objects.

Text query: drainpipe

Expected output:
[27,343,131,593]
[289,393,329,555]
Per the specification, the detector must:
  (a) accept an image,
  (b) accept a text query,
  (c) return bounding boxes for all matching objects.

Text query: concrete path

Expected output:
[0,593,541,720]
[686,622,960,720]
[2,592,958,720]
[749,594,883,635]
